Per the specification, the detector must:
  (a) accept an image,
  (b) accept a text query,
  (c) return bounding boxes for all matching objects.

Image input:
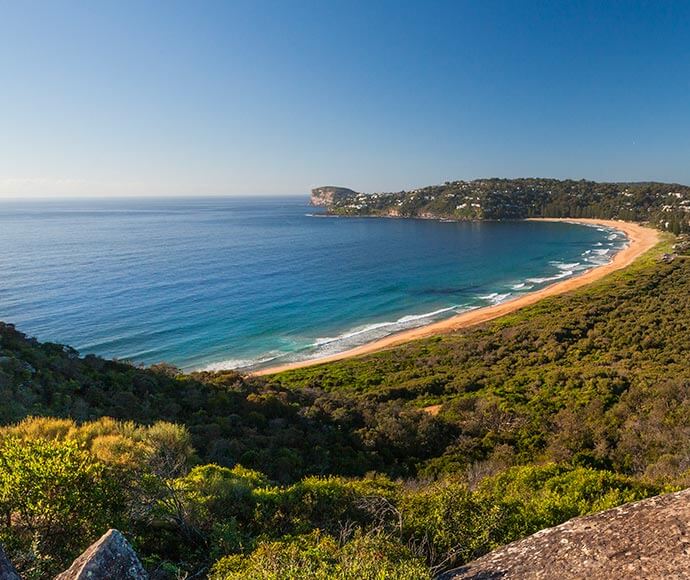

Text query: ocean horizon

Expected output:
[0,196,626,371]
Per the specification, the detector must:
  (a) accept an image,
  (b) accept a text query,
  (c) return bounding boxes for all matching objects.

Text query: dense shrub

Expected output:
[210,531,430,580]
[0,437,124,578]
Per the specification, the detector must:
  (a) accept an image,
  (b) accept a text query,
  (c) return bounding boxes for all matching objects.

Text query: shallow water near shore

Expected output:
[0,197,626,371]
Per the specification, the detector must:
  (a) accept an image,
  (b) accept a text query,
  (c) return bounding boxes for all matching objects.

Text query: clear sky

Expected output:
[1,0,689,197]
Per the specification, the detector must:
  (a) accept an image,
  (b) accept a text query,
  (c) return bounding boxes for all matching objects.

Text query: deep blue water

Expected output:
[0,197,626,371]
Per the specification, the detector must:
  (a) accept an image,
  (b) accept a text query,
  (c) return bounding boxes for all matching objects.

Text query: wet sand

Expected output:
[253,218,660,376]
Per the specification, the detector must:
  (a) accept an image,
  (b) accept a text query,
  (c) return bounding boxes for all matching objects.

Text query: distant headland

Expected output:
[311,178,690,233]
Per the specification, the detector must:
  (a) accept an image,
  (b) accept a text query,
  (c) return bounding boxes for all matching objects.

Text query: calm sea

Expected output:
[0,197,625,371]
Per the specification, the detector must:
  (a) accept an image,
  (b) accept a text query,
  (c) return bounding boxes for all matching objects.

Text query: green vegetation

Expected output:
[315,178,690,232]
[0,417,665,578]
[2,238,690,577]
[0,436,124,577]
[210,532,431,580]
[273,242,690,483]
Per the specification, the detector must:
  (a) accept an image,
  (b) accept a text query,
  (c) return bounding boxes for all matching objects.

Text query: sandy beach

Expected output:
[253,218,660,376]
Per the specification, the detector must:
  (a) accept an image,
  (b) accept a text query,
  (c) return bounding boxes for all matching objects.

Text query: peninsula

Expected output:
[251,177,686,376]
[311,178,690,233]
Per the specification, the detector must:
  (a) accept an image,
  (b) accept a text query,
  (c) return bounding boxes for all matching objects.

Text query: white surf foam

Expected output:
[526,270,574,284]
[550,261,581,270]
[314,321,401,346]
[586,256,611,265]
[313,305,461,347]
[479,292,512,304]
[397,306,460,323]
[200,353,282,372]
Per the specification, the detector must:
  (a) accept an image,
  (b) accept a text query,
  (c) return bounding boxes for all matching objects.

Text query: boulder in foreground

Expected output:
[0,544,20,580]
[55,529,147,580]
[441,488,690,579]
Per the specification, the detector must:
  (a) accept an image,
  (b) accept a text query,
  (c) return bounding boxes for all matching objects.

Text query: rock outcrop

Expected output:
[55,529,147,580]
[0,544,20,580]
[310,186,359,206]
[441,488,690,579]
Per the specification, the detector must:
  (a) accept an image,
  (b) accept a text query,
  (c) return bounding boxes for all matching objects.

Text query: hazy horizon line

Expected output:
[2,174,690,202]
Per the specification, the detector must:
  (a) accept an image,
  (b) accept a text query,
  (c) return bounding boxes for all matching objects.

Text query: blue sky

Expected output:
[1,0,689,196]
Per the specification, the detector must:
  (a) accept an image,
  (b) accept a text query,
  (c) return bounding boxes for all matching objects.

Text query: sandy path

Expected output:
[252,219,660,376]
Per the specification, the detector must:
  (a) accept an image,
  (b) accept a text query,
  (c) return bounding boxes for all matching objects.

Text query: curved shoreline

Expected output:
[252,219,660,376]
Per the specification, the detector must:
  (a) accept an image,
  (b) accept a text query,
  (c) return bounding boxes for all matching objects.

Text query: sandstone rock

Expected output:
[441,488,690,580]
[0,544,21,580]
[55,529,147,580]
[310,186,359,206]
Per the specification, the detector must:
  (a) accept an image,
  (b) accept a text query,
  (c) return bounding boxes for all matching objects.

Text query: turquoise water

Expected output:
[0,197,626,371]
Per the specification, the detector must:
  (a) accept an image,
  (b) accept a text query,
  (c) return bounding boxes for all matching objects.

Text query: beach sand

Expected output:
[253,218,660,376]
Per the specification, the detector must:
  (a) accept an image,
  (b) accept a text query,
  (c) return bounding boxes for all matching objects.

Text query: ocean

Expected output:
[0,196,626,371]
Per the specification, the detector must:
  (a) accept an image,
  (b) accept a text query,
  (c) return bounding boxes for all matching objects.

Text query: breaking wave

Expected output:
[479,292,513,304]
[313,305,471,349]
[200,353,282,371]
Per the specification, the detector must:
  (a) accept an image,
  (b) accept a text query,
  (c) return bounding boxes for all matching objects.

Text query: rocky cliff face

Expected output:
[441,488,690,579]
[310,186,360,206]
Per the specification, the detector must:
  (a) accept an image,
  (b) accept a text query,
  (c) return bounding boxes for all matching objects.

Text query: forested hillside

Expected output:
[2,240,690,577]
[313,178,690,233]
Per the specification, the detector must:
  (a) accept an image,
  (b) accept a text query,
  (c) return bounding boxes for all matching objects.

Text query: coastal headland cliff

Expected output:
[310,186,361,206]
[311,178,690,232]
